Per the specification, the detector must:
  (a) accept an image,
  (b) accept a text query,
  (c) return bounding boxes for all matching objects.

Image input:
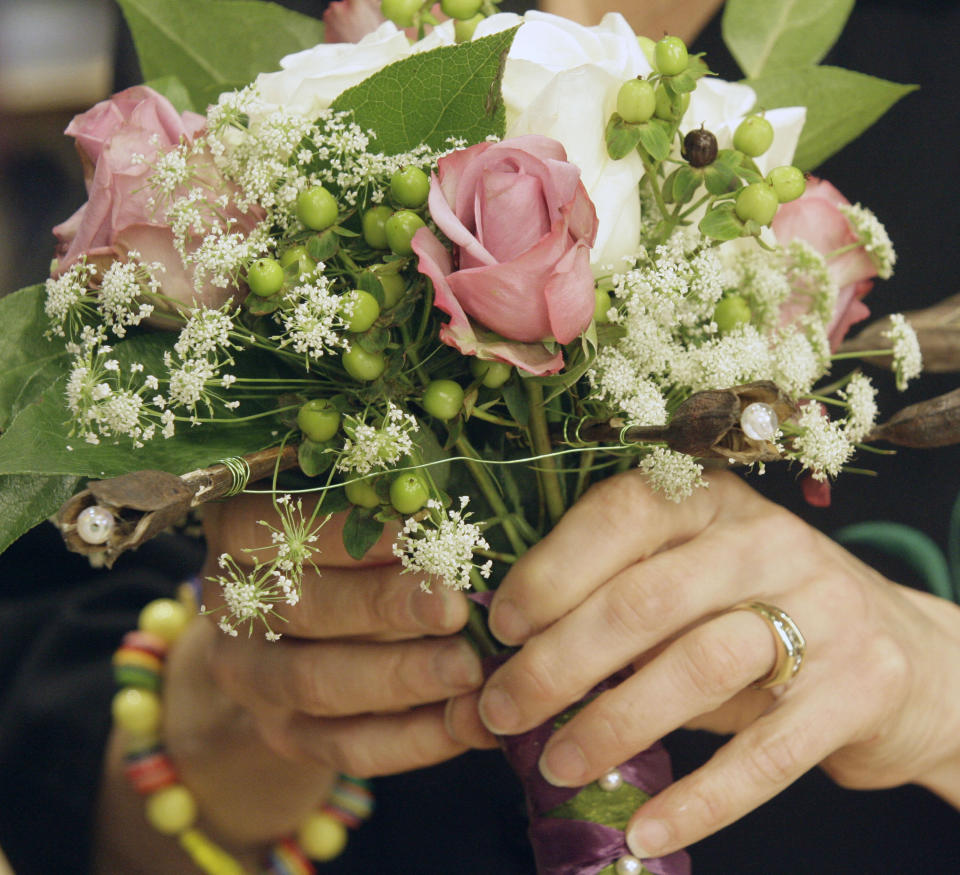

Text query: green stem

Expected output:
[831,349,894,360]
[475,548,519,564]
[573,448,596,504]
[469,407,520,428]
[465,597,501,659]
[525,381,566,527]
[455,434,528,557]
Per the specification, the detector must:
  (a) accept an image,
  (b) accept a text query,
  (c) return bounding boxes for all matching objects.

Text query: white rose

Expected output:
[474,11,653,270]
[254,22,412,117]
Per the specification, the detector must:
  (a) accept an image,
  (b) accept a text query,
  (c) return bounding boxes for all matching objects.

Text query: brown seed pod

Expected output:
[682,126,718,168]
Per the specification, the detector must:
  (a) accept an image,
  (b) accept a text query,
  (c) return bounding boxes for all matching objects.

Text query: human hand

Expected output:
[162,492,489,846]
[457,470,960,860]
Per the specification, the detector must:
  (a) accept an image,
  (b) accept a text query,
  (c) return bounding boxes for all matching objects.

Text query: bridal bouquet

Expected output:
[1,0,954,872]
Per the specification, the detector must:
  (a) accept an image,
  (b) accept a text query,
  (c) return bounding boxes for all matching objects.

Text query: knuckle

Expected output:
[512,643,567,706]
[678,630,750,700]
[384,647,433,704]
[602,573,683,640]
[684,778,733,834]
[745,733,802,787]
[290,652,336,715]
[580,693,637,760]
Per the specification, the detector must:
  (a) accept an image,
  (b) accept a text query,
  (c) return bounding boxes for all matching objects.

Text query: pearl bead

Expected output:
[615,854,644,875]
[740,401,779,441]
[598,769,624,791]
[76,505,115,544]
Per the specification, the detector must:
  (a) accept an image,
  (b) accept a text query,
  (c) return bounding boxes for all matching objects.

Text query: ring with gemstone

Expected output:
[729,600,806,689]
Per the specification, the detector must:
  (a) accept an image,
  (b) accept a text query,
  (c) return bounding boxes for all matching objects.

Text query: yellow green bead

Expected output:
[145,784,197,835]
[112,688,162,735]
[297,812,349,861]
[138,599,190,644]
[179,829,246,875]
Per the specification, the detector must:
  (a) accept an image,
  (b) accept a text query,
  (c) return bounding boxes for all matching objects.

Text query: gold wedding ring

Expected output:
[730,601,806,689]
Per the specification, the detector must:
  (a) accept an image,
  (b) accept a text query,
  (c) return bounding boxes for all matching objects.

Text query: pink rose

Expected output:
[773,177,877,351]
[53,86,260,310]
[412,135,599,375]
[323,0,446,43]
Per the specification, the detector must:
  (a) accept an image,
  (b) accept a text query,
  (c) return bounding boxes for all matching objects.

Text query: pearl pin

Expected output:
[598,769,624,792]
[76,505,115,545]
[615,854,644,875]
[740,401,779,442]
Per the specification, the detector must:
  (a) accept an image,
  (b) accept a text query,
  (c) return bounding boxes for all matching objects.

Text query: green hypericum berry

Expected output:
[390,166,430,209]
[654,35,688,76]
[385,210,426,256]
[422,379,465,420]
[593,287,612,324]
[470,358,512,389]
[766,165,806,203]
[616,78,656,124]
[339,290,381,333]
[440,0,482,20]
[713,293,752,332]
[345,478,380,508]
[733,115,774,157]
[454,12,484,41]
[380,0,420,27]
[654,86,690,121]
[342,345,386,381]
[297,399,341,442]
[378,271,405,308]
[246,257,284,297]
[735,182,779,226]
[297,186,339,231]
[362,206,394,250]
[279,245,317,277]
[389,473,429,515]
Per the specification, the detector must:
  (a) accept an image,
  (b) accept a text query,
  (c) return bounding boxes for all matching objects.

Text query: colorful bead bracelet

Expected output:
[111,585,373,874]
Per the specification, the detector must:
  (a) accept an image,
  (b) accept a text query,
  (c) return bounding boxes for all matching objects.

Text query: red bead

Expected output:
[125,750,178,795]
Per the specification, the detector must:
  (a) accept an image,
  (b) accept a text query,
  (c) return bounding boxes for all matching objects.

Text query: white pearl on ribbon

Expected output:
[598,769,624,792]
[740,401,780,441]
[76,505,115,545]
[615,854,644,875]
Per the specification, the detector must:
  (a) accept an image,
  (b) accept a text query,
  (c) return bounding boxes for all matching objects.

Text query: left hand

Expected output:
[447,470,960,860]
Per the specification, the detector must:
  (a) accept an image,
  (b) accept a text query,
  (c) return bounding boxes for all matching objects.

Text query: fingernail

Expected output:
[437,640,483,690]
[490,598,531,645]
[539,738,588,786]
[627,819,671,859]
[478,686,520,733]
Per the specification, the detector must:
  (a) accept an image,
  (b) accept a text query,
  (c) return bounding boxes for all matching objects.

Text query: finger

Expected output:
[479,510,815,735]
[203,562,470,640]
[537,610,781,787]
[445,691,498,750]
[276,703,472,777]
[623,685,854,860]
[211,633,484,716]
[488,470,732,646]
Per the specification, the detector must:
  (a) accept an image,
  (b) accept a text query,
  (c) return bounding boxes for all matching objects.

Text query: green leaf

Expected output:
[723,0,855,78]
[699,202,745,241]
[0,286,69,432]
[143,75,196,113]
[746,66,917,170]
[605,114,642,161]
[501,380,529,427]
[545,780,650,832]
[666,165,702,203]
[331,27,518,154]
[116,0,325,110]
[703,160,739,196]
[307,230,340,263]
[342,505,384,560]
[0,334,287,478]
[635,120,673,162]
[0,474,80,555]
[297,439,334,477]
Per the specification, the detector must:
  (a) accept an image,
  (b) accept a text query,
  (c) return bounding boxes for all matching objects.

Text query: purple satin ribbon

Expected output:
[486,657,691,875]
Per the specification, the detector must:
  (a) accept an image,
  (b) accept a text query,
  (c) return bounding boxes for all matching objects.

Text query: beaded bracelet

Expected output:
[111,584,373,874]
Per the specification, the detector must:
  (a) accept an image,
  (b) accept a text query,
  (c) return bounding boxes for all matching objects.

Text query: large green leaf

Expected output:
[0,286,69,432]
[747,66,917,170]
[0,474,81,555]
[331,27,519,154]
[0,333,287,478]
[723,0,855,79]
[116,0,325,109]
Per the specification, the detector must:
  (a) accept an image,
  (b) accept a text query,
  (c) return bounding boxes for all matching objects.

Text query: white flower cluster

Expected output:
[273,273,348,363]
[337,403,420,475]
[840,203,897,279]
[883,313,922,390]
[393,497,492,592]
[639,447,708,502]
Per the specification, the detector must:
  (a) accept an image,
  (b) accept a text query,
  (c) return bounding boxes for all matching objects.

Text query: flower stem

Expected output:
[525,380,566,527]
[455,434,528,557]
